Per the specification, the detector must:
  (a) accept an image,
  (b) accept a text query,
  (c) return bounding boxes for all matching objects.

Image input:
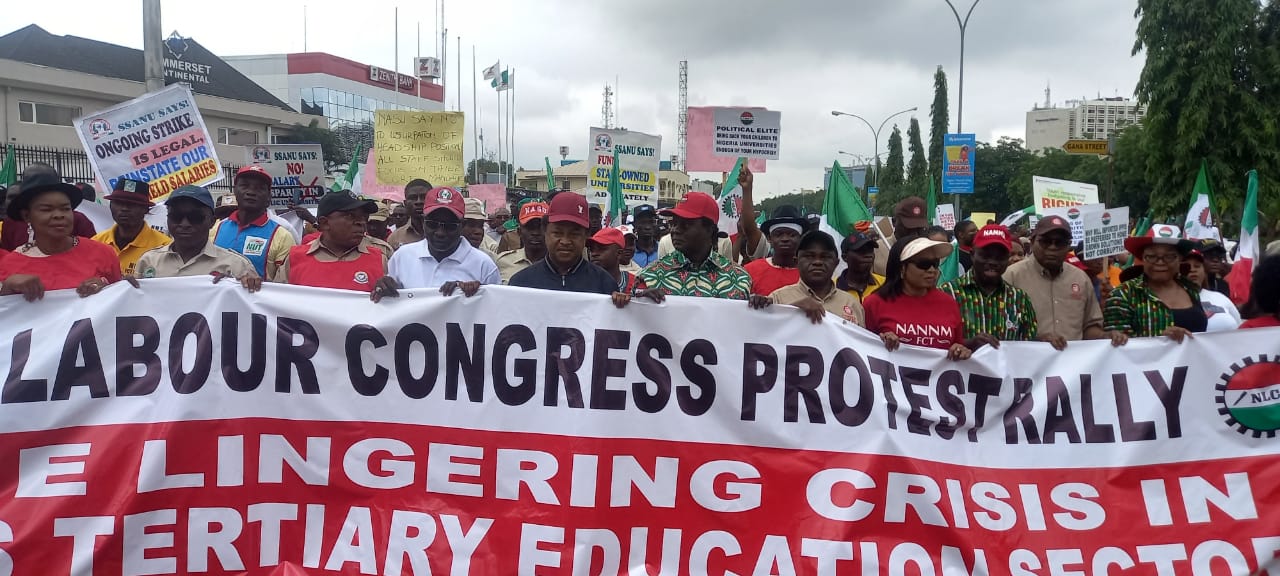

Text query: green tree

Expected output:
[1133,0,1279,225]
[759,189,827,216]
[906,117,928,194]
[466,158,516,185]
[928,66,950,187]
[968,137,1034,215]
[872,126,907,214]
[279,119,342,169]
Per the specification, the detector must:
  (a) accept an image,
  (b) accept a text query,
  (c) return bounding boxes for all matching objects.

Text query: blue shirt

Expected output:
[632,246,660,268]
[509,258,617,294]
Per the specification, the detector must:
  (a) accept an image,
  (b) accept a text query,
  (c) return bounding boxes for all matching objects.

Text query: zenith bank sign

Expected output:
[368,66,416,91]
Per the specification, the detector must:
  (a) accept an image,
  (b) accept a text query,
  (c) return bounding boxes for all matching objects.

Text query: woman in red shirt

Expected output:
[0,173,123,301]
[863,236,972,359]
[1240,255,1280,329]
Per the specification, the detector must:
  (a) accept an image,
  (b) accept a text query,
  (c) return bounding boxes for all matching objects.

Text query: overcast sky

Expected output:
[3,0,1144,198]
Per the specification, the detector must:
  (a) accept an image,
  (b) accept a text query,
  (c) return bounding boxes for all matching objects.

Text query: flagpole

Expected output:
[497,78,503,184]
[456,36,461,114]
[472,45,479,185]
[506,67,512,181]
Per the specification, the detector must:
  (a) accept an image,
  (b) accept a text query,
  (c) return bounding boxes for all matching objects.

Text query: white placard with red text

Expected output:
[0,279,1278,575]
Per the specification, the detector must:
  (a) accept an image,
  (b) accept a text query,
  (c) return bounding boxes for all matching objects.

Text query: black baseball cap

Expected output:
[842,230,878,252]
[317,190,378,217]
[632,204,657,220]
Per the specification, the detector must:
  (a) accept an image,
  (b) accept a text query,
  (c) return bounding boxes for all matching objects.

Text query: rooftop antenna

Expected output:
[601,84,614,129]
[1044,81,1050,109]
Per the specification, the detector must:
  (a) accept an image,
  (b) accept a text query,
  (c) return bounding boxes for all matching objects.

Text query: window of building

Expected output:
[18,101,82,126]
[218,127,260,146]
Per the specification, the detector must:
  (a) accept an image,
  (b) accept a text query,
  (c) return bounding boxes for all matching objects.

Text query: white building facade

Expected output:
[1024,97,1145,153]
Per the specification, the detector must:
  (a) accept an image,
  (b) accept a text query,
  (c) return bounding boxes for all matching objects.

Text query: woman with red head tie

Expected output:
[0,173,122,301]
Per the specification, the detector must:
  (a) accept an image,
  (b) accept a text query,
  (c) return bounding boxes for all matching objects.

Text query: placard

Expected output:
[711,108,781,160]
[941,133,975,194]
[73,84,222,202]
[245,144,326,208]
[1083,206,1130,259]
[587,127,661,208]
[935,203,956,230]
[1032,176,1099,214]
[374,111,465,188]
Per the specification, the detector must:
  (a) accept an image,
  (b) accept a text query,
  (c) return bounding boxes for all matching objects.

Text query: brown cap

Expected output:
[1034,215,1072,236]
[894,196,928,228]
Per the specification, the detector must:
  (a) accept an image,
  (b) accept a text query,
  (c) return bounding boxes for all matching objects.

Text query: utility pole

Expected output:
[944,0,981,219]
[142,0,164,92]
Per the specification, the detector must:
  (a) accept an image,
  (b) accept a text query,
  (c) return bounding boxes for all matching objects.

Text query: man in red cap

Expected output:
[638,192,751,300]
[941,224,1046,349]
[510,192,616,294]
[211,165,297,279]
[495,201,549,283]
[375,186,498,300]
[274,191,385,292]
[590,227,646,293]
[92,178,171,276]
[1004,216,1126,347]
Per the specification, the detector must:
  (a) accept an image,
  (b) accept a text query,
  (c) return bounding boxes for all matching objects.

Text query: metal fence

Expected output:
[3,144,242,193]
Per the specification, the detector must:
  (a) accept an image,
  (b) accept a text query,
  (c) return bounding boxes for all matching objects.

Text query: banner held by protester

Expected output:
[1,278,1278,574]
[73,84,222,203]
[373,111,465,188]
[245,144,326,208]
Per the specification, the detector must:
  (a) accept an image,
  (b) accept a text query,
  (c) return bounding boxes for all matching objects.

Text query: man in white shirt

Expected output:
[374,186,500,301]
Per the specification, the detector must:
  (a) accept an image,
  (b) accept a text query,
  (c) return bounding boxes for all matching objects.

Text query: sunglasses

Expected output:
[423,220,462,233]
[909,259,941,270]
[168,210,209,225]
[1037,236,1071,248]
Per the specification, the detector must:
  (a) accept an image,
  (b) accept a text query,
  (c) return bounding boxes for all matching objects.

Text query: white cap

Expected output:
[900,237,954,262]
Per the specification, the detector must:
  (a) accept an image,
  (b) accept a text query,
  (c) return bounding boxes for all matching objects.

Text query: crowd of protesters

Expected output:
[1,160,1279,355]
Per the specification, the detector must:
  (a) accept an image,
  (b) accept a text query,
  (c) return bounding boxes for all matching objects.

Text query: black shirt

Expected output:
[509,257,617,294]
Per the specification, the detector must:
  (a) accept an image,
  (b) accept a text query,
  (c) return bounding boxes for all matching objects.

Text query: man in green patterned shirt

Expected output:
[942,225,1056,349]
[638,192,751,300]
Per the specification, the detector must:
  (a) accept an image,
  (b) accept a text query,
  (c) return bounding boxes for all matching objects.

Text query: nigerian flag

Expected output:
[0,144,15,188]
[545,157,556,191]
[332,142,363,193]
[818,160,873,241]
[607,150,626,225]
[716,157,747,236]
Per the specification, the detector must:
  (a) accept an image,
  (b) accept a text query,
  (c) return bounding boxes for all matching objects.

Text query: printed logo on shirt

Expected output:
[894,322,955,348]
[142,267,156,279]
[841,305,857,322]
[243,237,268,257]
[1070,282,1083,299]
[354,271,370,285]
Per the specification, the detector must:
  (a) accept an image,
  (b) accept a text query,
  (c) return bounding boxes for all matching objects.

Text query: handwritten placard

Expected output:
[373,111,464,187]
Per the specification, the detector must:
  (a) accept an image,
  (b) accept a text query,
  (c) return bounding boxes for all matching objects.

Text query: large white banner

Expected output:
[73,84,222,203]
[0,279,1278,574]
[587,127,661,208]
[1032,176,1099,214]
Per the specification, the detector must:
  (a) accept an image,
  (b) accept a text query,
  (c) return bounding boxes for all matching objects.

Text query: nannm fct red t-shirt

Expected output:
[863,288,965,350]
[0,239,122,291]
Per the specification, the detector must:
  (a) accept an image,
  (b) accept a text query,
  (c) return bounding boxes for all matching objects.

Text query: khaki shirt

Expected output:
[480,234,499,254]
[387,223,424,251]
[495,249,535,284]
[135,242,257,279]
[274,238,383,283]
[1003,257,1103,340]
[770,282,865,326]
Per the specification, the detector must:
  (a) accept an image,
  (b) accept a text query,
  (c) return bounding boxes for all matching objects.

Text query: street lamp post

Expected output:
[944,0,981,218]
[831,107,918,189]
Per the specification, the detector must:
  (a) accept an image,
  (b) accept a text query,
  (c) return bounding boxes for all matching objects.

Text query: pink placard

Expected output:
[360,149,406,202]
[685,106,768,174]
[466,184,508,213]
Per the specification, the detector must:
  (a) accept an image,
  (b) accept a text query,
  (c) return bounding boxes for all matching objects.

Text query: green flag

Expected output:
[755,210,767,226]
[607,150,626,225]
[0,143,15,187]
[818,160,873,240]
[938,241,963,285]
[927,178,938,226]
[544,157,555,191]
[332,142,362,192]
